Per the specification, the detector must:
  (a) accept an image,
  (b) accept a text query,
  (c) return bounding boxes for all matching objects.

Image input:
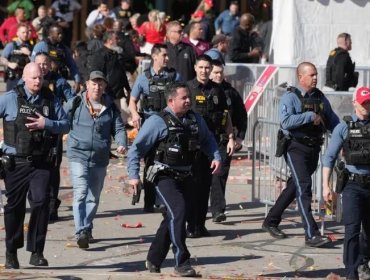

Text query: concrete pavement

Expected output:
[0,153,345,280]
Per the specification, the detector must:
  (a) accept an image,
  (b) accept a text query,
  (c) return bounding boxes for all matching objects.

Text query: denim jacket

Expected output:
[65,91,127,167]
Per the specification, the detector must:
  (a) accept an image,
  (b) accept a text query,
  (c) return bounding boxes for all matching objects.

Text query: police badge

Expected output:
[43,106,49,117]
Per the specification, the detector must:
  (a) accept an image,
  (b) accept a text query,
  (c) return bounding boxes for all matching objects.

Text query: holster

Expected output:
[275,129,289,157]
[334,161,349,193]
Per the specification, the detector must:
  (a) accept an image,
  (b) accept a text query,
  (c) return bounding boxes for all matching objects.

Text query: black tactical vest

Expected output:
[141,68,177,112]
[289,87,326,137]
[153,110,199,166]
[47,40,69,79]
[3,85,55,157]
[192,85,227,137]
[6,42,31,80]
[343,116,370,165]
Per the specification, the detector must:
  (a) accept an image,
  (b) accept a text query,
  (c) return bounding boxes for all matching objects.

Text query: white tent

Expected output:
[272,0,370,67]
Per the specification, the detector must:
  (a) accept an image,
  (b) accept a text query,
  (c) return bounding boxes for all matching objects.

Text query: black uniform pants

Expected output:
[264,140,320,239]
[49,135,63,211]
[210,144,231,216]
[147,175,191,267]
[143,157,157,210]
[342,181,370,279]
[4,161,51,253]
[187,152,212,231]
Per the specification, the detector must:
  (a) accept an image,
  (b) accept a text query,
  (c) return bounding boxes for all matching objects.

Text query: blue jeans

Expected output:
[70,162,107,235]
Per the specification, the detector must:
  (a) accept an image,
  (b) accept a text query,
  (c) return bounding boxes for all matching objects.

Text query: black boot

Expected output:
[5,251,19,269]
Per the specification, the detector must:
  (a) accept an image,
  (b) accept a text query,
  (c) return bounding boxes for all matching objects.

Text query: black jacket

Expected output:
[221,81,247,140]
[89,46,130,99]
[228,27,263,63]
[325,47,358,91]
[166,41,196,82]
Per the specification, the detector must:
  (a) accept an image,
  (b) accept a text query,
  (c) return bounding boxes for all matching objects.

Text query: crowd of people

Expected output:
[0,0,369,279]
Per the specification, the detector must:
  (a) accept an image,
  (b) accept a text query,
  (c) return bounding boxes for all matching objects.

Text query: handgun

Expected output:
[131,182,142,205]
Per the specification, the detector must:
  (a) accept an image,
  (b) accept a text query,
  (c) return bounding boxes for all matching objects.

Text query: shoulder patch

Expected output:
[329,50,336,56]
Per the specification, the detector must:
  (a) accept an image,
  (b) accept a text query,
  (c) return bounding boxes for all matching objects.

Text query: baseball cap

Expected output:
[355,86,370,105]
[211,34,228,46]
[89,71,107,83]
[192,10,205,18]
[204,0,213,7]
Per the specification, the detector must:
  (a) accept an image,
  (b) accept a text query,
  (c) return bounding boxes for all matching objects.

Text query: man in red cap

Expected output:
[323,86,370,280]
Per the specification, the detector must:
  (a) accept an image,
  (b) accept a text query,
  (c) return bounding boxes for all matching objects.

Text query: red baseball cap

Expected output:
[192,10,205,18]
[355,86,370,105]
[204,0,213,7]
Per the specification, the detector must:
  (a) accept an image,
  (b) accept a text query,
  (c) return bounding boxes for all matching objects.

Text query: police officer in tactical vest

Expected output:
[323,86,370,280]
[34,52,75,222]
[262,62,339,247]
[1,62,69,269]
[0,23,33,91]
[127,82,221,277]
[186,54,234,238]
[129,43,180,212]
[32,24,81,93]
[325,33,358,91]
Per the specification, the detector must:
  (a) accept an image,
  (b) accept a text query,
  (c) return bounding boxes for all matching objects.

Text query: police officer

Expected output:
[0,23,33,91]
[209,59,247,222]
[261,62,339,247]
[32,24,81,93]
[1,62,70,269]
[129,43,180,212]
[34,52,75,221]
[325,33,358,91]
[323,86,370,280]
[186,54,234,237]
[127,82,221,277]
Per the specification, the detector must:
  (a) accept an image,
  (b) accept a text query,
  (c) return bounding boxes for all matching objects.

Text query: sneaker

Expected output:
[146,260,161,273]
[77,231,89,249]
[174,262,196,277]
[358,263,370,280]
[305,235,331,248]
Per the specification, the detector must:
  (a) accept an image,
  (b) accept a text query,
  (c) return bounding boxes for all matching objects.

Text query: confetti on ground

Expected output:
[121,222,143,228]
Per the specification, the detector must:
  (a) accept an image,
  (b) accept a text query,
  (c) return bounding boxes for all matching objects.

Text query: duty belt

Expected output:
[292,136,324,147]
[348,173,370,185]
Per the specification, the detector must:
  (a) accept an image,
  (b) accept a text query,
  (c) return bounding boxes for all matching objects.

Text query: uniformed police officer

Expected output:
[261,62,339,247]
[1,62,70,269]
[209,59,247,222]
[186,54,234,237]
[32,24,81,92]
[325,33,358,91]
[0,23,33,91]
[127,82,221,277]
[34,52,76,221]
[129,43,180,212]
[323,86,370,280]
